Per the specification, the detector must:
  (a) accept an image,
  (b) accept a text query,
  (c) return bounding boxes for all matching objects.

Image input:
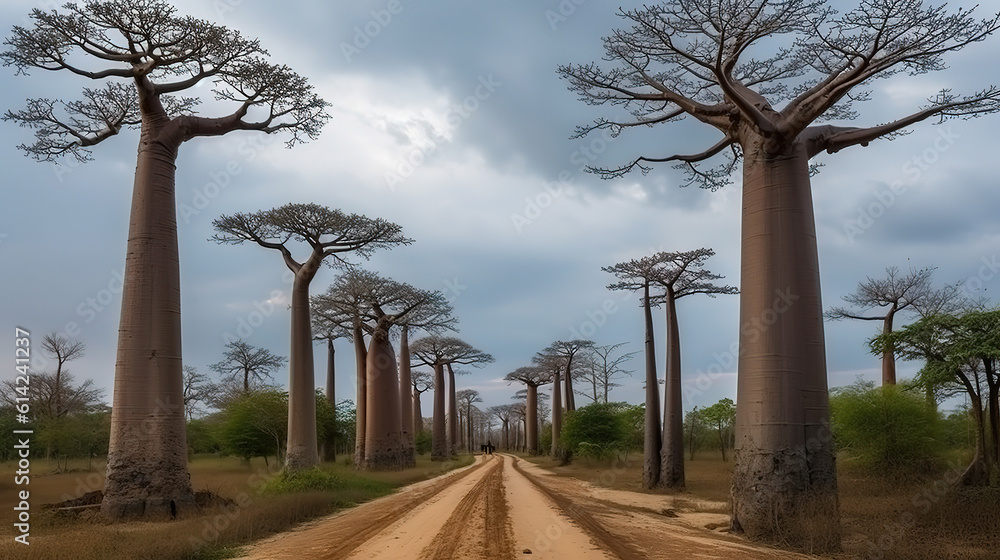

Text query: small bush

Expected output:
[560,402,632,461]
[415,429,432,455]
[259,467,394,500]
[830,382,944,475]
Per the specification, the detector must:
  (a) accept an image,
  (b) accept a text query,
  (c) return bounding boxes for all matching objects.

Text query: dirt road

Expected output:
[237,454,812,560]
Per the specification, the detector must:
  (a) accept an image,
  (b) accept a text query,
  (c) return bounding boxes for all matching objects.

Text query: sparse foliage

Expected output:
[209,340,287,394]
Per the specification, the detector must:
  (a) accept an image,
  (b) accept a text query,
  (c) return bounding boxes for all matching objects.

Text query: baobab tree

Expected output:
[361,277,453,470]
[182,366,215,420]
[411,370,433,434]
[457,389,483,452]
[409,336,493,460]
[604,255,664,488]
[395,297,456,457]
[652,249,737,488]
[580,343,636,404]
[826,266,938,386]
[504,365,553,455]
[3,0,329,518]
[40,333,86,418]
[212,204,410,471]
[312,269,378,467]
[209,339,287,393]
[490,404,516,450]
[533,351,569,459]
[311,313,346,461]
[561,0,1000,547]
[544,340,594,412]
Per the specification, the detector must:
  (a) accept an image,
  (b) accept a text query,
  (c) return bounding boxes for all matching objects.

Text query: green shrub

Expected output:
[259,467,394,502]
[830,382,944,475]
[560,402,632,461]
[415,429,432,455]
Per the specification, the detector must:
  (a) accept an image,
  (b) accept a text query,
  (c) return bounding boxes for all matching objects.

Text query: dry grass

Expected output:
[521,450,1000,559]
[0,453,474,560]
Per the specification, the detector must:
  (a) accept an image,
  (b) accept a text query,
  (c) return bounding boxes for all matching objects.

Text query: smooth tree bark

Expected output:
[604,257,663,488]
[651,249,738,488]
[209,339,287,393]
[310,313,344,462]
[504,366,554,455]
[313,268,453,469]
[312,270,375,467]
[410,335,494,460]
[447,364,460,456]
[544,340,594,413]
[457,389,483,452]
[213,204,410,471]
[398,327,414,458]
[826,266,937,385]
[3,0,329,518]
[362,279,452,470]
[561,0,1000,548]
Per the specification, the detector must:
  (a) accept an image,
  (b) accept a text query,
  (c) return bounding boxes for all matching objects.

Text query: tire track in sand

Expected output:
[237,457,489,560]
[419,454,514,560]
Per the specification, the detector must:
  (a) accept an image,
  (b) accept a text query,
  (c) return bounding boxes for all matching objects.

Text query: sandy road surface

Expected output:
[237,454,814,560]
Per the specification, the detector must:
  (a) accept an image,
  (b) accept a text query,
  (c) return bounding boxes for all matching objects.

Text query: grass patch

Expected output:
[258,467,395,507]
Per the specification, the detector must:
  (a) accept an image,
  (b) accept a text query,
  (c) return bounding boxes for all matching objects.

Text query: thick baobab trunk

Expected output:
[363,332,405,470]
[642,283,661,489]
[285,268,319,471]
[431,364,448,461]
[552,368,562,459]
[447,363,458,457]
[564,360,576,412]
[526,384,538,454]
[324,339,336,462]
[413,389,424,435]
[660,292,685,488]
[731,141,840,550]
[353,324,367,468]
[397,327,416,467]
[882,311,896,386]
[103,133,195,519]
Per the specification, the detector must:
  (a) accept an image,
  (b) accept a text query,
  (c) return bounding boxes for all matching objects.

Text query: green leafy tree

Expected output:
[701,399,736,462]
[186,417,222,455]
[830,381,942,475]
[219,390,288,465]
[560,402,633,462]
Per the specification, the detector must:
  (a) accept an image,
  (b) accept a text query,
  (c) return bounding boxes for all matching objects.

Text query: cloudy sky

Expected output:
[1,0,997,419]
